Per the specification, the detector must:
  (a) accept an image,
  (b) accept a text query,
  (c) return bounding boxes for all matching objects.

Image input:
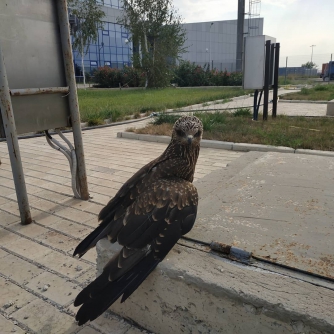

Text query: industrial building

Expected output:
[180,19,263,72]
[72,2,264,75]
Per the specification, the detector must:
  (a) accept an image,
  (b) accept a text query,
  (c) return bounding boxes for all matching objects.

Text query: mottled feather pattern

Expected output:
[73,116,203,325]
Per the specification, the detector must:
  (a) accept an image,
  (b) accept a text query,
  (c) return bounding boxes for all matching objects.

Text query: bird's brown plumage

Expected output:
[73,115,203,325]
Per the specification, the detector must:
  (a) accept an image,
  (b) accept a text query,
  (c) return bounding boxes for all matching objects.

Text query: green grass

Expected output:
[280,84,334,101]
[77,87,250,125]
[278,75,319,86]
[134,112,334,151]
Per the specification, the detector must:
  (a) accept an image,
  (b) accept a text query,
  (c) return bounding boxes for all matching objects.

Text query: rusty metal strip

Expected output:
[0,44,32,225]
[10,87,69,96]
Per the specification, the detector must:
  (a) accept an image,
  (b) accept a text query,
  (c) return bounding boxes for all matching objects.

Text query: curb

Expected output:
[278,100,328,104]
[117,132,334,157]
[0,116,152,142]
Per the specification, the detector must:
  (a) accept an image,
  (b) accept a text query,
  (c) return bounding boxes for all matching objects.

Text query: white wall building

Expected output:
[180,19,264,72]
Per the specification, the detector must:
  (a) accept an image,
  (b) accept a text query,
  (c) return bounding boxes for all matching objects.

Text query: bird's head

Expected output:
[172,115,203,146]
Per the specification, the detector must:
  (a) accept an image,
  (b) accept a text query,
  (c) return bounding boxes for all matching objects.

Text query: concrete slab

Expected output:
[326,99,334,116]
[97,239,334,334]
[95,149,334,333]
[189,151,334,279]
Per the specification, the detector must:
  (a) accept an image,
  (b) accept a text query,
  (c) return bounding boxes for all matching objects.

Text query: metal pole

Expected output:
[253,89,258,121]
[0,45,32,224]
[310,45,316,63]
[329,54,333,84]
[269,43,275,85]
[57,0,89,200]
[263,40,271,121]
[284,56,288,85]
[272,43,280,118]
[236,0,245,72]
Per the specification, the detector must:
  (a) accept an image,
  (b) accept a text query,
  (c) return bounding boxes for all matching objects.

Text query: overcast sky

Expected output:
[173,0,334,61]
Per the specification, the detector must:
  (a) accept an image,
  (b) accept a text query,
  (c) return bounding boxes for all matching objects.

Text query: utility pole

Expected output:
[236,0,245,72]
[310,44,316,63]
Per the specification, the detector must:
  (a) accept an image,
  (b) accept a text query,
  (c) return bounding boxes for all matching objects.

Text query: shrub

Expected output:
[94,66,122,88]
[314,85,329,91]
[94,66,145,88]
[172,61,242,87]
[121,66,143,87]
[233,107,252,117]
[300,87,310,95]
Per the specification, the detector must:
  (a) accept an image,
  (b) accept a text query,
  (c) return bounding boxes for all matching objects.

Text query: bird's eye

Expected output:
[176,129,185,137]
[194,130,201,137]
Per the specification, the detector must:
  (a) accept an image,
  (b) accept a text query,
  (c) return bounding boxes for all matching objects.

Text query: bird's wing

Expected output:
[73,154,185,258]
[73,155,168,257]
[73,178,198,325]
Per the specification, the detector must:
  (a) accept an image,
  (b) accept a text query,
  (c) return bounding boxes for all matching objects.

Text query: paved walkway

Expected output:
[0,121,243,333]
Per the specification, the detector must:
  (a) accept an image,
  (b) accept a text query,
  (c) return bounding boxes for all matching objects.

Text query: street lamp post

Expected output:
[310,44,316,63]
[209,22,214,70]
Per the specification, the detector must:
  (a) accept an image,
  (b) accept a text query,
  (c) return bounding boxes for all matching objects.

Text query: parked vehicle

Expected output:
[322,61,334,81]
[320,63,327,78]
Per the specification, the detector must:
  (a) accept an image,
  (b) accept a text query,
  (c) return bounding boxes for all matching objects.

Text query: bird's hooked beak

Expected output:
[187,135,193,145]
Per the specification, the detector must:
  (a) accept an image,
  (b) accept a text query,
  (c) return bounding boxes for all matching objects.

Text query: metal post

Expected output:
[253,89,258,121]
[329,54,333,84]
[284,56,288,85]
[263,40,271,121]
[310,44,316,63]
[0,45,32,224]
[272,43,280,118]
[269,44,275,85]
[236,0,245,72]
[257,90,263,117]
[57,0,89,200]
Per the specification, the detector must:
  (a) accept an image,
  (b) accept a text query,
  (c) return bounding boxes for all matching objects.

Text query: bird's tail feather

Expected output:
[74,251,159,326]
[74,245,149,306]
[73,216,125,258]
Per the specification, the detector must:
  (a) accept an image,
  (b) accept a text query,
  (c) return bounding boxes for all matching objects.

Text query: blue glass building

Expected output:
[72,1,132,76]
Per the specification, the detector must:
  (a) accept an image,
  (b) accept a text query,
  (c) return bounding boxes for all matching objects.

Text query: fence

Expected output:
[278,67,317,77]
[279,53,333,76]
[187,54,334,75]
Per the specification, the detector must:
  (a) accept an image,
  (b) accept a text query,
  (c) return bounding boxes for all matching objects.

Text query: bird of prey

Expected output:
[73,115,203,325]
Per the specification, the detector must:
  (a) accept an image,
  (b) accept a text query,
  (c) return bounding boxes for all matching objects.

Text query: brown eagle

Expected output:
[73,115,203,325]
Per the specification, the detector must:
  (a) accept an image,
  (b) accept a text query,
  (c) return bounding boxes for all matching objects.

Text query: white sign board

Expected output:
[243,35,276,90]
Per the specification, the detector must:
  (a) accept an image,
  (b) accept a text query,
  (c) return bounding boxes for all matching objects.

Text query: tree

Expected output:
[301,61,317,69]
[68,0,105,87]
[118,0,186,88]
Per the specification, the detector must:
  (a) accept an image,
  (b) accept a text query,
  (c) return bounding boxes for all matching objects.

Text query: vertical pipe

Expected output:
[57,0,89,200]
[284,56,288,85]
[0,45,32,224]
[236,0,245,73]
[263,40,271,121]
[253,89,258,121]
[269,44,275,85]
[209,23,211,71]
[272,43,280,118]
[330,54,333,83]
[257,90,263,117]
